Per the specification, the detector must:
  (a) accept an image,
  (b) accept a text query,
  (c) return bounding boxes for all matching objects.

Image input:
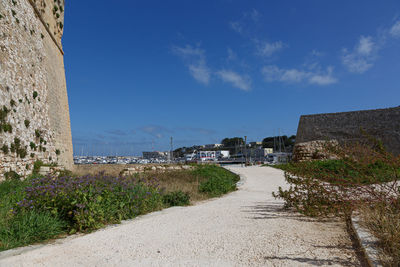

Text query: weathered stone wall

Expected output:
[74,164,194,177]
[293,107,400,161]
[0,0,73,180]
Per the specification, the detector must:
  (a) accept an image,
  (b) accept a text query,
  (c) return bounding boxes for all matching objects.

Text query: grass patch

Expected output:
[195,165,240,197]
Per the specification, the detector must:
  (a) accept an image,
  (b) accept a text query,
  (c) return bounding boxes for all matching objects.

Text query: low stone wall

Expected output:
[292,140,338,161]
[73,164,194,177]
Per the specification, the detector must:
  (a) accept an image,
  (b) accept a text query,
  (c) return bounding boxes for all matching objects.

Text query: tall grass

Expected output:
[360,202,400,266]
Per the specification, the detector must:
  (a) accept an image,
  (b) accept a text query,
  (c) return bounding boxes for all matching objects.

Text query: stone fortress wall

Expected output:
[293,107,400,161]
[0,0,73,180]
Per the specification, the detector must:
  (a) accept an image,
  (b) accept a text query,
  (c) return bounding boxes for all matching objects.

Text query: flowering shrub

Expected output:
[16,173,163,231]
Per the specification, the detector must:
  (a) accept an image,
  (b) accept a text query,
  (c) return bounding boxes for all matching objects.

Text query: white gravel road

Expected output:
[0,166,360,266]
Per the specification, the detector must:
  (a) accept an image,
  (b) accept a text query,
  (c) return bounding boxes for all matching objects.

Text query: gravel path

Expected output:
[0,166,360,266]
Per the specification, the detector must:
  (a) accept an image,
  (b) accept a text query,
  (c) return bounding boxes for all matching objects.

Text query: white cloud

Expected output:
[357,36,374,55]
[188,60,211,85]
[172,45,211,85]
[249,8,260,22]
[227,47,237,61]
[390,20,400,38]
[230,21,243,34]
[309,67,337,85]
[217,70,251,91]
[256,40,285,57]
[230,8,260,35]
[171,45,204,57]
[341,35,377,74]
[341,20,400,74]
[261,65,337,86]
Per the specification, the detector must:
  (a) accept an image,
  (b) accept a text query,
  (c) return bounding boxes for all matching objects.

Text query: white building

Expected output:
[192,150,230,161]
[216,150,230,158]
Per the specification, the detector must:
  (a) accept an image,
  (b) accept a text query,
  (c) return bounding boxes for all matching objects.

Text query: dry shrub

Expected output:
[360,201,400,266]
[274,138,400,265]
[142,170,209,202]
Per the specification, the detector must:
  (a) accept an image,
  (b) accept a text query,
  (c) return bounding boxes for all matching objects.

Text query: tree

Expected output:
[221,137,244,155]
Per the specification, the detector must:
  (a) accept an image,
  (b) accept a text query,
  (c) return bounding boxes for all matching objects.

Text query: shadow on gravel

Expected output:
[263,256,358,266]
[241,201,332,222]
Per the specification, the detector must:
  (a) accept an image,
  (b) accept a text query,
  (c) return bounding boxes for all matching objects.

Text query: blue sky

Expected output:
[63,1,400,156]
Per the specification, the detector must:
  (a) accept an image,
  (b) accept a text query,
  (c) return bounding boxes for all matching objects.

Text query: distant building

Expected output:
[188,150,230,162]
[216,150,230,158]
[142,151,168,159]
[247,148,273,159]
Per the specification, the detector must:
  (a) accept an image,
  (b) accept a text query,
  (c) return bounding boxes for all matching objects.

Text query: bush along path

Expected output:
[0,165,239,252]
[273,141,400,266]
[0,166,359,266]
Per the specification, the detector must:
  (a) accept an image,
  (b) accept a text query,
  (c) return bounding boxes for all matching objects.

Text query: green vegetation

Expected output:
[32,160,44,175]
[162,191,190,207]
[55,149,60,155]
[4,171,20,181]
[0,165,238,251]
[30,142,36,150]
[7,138,27,158]
[262,135,296,151]
[0,178,66,251]
[33,91,38,99]
[35,129,41,138]
[24,119,30,128]
[2,123,12,133]
[195,165,240,197]
[0,106,12,134]
[1,144,9,154]
[275,159,400,185]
